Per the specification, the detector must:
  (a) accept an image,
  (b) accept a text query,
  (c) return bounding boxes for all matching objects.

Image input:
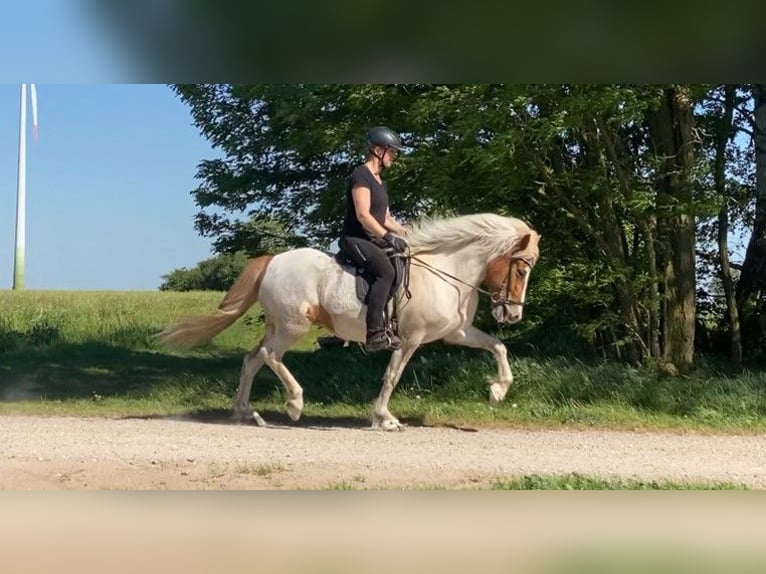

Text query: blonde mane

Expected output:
[406,212,537,259]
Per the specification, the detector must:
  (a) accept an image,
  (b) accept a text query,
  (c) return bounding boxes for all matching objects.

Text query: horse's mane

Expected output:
[405,213,537,258]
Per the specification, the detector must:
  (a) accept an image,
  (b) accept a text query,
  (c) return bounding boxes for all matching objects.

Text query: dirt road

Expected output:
[1,414,765,489]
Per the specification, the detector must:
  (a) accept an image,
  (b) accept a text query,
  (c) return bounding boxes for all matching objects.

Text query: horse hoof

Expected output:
[230,410,252,424]
[231,406,269,426]
[373,418,405,432]
[488,381,509,407]
[285,399,303,422]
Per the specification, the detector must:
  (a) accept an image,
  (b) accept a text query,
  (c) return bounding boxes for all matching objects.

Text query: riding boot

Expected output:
[365,329,401,352]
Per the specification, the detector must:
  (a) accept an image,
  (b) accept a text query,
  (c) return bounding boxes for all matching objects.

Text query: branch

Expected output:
[597,116,634,202]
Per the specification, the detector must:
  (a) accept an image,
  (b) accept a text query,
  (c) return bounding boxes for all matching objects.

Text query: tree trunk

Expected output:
[642,216,662,360]
[713,85,742,366]
[647,86,697,373]
[580,123,644,364]
[596,118,661,360]
[738,85,766,317]
[596,116,660,359]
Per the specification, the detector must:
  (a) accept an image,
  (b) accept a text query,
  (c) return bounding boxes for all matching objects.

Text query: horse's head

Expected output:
[484,231,540,324]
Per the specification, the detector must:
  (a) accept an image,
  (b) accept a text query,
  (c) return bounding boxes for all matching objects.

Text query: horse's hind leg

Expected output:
[232,350,268,425]
[231,319,306,425]
[262,323,307,422]
[232,326,271,425]
[372,341,420,431]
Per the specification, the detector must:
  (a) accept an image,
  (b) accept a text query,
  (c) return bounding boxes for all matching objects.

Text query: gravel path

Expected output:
[1,415,765,489]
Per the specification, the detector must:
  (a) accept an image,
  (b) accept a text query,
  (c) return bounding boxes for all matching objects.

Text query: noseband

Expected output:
[490,255,534,307]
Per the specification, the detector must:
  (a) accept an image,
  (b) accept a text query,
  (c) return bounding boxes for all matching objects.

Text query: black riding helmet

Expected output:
[366,126,405,151]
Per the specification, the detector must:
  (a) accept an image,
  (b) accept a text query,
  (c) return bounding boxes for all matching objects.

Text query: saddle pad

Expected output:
[334,250,406,304]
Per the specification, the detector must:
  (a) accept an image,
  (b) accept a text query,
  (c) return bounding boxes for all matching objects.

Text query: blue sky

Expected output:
[0,84,221,290]
[0,1,135,83]
[0,2,225,290]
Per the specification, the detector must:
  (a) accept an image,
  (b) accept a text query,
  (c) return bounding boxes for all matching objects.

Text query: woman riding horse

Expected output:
[339,126,409,352]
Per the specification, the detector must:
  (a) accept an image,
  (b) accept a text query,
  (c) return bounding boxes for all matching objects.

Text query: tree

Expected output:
[736,85,766,358]
[644,86,700,372]
[159,251,249,291]
[172,84,427,246]
[159,213,303,291]
[173,84,762,368]
[703,85,741,364]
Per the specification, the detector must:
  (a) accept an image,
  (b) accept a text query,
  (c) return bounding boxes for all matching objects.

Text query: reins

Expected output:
[393,251,530,307]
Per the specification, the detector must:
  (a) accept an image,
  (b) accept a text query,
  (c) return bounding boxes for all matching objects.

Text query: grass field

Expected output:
[2,290,766,434]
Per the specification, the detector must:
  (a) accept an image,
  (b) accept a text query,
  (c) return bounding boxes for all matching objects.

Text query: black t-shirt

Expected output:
[342,164,389,239]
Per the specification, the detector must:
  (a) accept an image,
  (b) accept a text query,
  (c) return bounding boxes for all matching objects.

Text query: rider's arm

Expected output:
[384,208,408,236]
[351,186,389,239]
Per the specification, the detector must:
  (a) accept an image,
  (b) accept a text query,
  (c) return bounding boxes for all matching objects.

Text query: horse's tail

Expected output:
[155,255,273,349]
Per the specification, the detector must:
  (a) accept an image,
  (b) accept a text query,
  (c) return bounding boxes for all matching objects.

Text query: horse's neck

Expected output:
[424,246,489,288]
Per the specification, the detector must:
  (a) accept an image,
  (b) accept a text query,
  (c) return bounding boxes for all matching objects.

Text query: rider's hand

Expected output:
[383,232,408,253]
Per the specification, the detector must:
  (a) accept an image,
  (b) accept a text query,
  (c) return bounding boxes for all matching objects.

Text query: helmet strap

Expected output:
[372,146,389,168]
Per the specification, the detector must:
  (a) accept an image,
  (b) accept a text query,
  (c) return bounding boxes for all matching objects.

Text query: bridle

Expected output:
[401,252,535,307]
[489,254,535,307]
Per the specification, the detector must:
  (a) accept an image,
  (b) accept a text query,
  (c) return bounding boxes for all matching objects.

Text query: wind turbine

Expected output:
[13,83,38,290]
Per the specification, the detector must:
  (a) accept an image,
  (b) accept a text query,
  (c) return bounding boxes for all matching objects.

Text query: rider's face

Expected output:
[382,146,399,167]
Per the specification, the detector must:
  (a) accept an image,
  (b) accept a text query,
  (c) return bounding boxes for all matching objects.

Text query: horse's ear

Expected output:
[516,233,531,252]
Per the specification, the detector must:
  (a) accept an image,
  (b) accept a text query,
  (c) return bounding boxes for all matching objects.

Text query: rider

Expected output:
[340,126,409,352]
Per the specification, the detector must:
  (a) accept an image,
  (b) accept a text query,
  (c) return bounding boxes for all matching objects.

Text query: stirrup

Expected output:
[386,330,402,350]
[365,331,400,352]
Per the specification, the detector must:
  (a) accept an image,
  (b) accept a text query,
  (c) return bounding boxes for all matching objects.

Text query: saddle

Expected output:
[334,246,411,337]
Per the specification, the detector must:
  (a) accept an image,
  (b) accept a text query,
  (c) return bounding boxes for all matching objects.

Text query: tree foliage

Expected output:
[159,216,299,292]
[159,251,250,292]
[172,84,764,368]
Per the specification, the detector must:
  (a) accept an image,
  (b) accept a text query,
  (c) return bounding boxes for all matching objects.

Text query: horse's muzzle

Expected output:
[492,304,522,324]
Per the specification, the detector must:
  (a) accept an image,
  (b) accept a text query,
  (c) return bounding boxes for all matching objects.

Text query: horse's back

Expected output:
[262,248,333,286]
[273,246,333,265]
[257,247,338,306]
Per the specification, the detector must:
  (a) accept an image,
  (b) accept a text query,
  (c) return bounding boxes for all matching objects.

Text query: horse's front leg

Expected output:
[372,342,420,431]
[442,326,513,406]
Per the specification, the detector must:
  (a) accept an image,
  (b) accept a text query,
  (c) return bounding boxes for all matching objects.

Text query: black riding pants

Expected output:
[340,236,395,334]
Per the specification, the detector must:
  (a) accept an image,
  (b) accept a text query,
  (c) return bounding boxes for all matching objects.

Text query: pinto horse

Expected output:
[157,212,540,430]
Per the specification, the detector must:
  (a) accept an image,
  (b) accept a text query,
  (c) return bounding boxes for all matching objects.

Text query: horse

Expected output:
[156,212,541,431]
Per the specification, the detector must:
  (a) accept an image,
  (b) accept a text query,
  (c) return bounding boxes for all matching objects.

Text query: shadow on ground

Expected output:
[0,342,244,401]
[119,408,427,430]
[1,337,509,418]
[0,341,419,406]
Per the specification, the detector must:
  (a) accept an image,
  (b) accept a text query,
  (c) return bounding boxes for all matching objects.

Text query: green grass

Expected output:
[305,473,748,490]
[3,290,766,435]
[490,472,748,490]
